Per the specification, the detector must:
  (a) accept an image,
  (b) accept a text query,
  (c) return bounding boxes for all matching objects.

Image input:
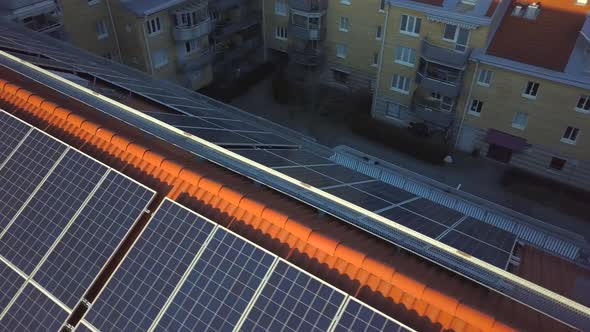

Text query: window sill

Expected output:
[390,88,409,95]
[511,124,526,130]
[521,93,537,100]
[336,55,347,59]
[379,9,386,13]
[476,82,490,87]
[153,63,168,69]
[148,31,163,37]
[274,12,287,17]
[275,37,288,41]
[394,60,414,68]
[97,34,109,40]
[88,0,101,5]
[340,1,351,5]
[399,31,419,37]
[575,108,590,114]
[468,111,480,117]
[339,28,349,32]
[560,138,577,145]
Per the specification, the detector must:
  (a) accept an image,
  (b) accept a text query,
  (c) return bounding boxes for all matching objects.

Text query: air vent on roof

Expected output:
[511,4,523,16]
[524,3,540,19]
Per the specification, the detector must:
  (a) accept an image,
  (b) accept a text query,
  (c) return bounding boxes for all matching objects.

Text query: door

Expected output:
[487,144,512,163]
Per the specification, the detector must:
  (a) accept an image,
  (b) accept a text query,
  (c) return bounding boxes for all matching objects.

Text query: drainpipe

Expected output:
[371,3,390,118]
[105,0,122,61]
[454,60,479,150]
[141,16,154,75]
[261,0,267,62]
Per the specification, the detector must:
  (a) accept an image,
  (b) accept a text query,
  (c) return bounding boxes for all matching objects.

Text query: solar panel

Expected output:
[145,113,222,128]
[0,260,24,313]
[240,260,346,332]
[325,186,392,211]
[279,167,341,188]
[34,171,154,308]
[334,298,405,332]
[232,149,297,168]
[455,218,517,252]
[379,207,447,238]
[310,165,374,184]
[0,284,69,332]
[153,229,276,332]
[0,130,66,234]
[401,199,464,226]
[439,231,510,268]
[268,149,333,166]
[204,118,268,133]
[146,95,194,106]
[183,127,257,145]
[0,111,30,164]
[238,132,296,146]
[0,150,107,275]
[84,199,216,331]
[353,181,416,204]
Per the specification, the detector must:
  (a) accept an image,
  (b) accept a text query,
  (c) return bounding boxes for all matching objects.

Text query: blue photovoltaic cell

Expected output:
[0,260,24,313]
[0,111,30,164]
[241,261,345,332]
[334,299,402,332]
[84,200,216,332]
[34,171,154,308]
[0,150,106,274]
[0,130,66,233]
[155,229,275,332]
[0,284,69,332]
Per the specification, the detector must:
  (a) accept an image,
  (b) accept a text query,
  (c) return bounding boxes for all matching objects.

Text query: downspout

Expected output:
[454,60,479,150]
[371,3,390,118]
[261,0,267,62]
[105,0,122,61]
[141,16,154,75]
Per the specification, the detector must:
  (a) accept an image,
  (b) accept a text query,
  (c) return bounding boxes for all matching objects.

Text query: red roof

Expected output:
[487,0,589,71]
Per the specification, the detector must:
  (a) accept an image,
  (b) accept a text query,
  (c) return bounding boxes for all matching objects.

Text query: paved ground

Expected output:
[231,78,590,243]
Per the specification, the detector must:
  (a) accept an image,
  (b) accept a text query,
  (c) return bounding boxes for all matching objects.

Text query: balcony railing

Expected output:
[173,19,213,41]
[212,14,261,40]
[420,39,470,69]
[288,0,328,12]
[411,94,454,128]
[415,72,462,97]
[177,50,213,72]
[288,22,325,41]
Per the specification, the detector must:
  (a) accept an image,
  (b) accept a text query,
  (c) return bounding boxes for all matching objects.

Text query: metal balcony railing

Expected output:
[420,39,470,70]
[288,0,328,12]
[173,19,213,41]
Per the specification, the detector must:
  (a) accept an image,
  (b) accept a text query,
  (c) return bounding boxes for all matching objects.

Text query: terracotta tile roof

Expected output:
[487,0,589,71]
[0,68,579,332]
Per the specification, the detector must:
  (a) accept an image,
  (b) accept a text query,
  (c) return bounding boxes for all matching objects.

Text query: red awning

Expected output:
[485,129,529,152]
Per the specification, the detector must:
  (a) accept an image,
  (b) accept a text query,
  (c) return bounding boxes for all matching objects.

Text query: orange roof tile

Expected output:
[487,0,589,71]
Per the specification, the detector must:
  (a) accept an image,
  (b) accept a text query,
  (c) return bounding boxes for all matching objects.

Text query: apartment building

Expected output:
[0,0,63,37]
[60,0,263,90]
[263,0,590,188]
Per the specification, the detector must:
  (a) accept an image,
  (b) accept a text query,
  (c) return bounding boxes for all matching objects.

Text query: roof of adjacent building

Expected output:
[390,0,503,22]
[119,0,188,16]
[487,0,590,72]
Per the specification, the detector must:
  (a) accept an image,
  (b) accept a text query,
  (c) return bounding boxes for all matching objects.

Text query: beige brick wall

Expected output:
[262,0,289,53]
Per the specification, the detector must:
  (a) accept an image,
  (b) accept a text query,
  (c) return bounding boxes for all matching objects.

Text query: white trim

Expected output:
[521,93,537,100]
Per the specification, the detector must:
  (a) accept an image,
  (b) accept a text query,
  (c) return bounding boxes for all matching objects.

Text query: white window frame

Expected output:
[400,14,421,36]
[512,112,528,130]
[274,1,287,16]
[522,81,539,99]
[152,49,168,69]
[561,126,580,145]
[575,95,590,113]
[146,17,162,36]
[339,17,350,32]
[336,44,347,58]
[275,26,288,40]
[184,40,199,55]
[372,52,379,67]
[96,19,109,40]
[477,69,493,87]
[442,24,470,52]
[379,0,386,11]
[394,46,416,67]
[376,25,382,39]
[468,99,483,116]
[386,102,406,119]
[390,74,411,94]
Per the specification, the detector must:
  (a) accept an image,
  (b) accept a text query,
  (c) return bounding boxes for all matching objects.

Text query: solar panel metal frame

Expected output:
[332,297,416,332]
[0,110,34,166]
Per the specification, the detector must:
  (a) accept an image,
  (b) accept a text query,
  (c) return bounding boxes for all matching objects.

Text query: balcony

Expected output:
[288,47,323,66]
[411,93,455,128]
[214,37,261,64]
[416,59,462,97]
[177,50,213,72]
[212,14,261,40]
[288,23,325,41]
[288,0,328,12]
[173,19,213,41]
[420,39,470,69]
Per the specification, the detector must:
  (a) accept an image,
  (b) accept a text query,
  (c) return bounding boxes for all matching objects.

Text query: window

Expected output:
[523,81,539,98]
[512,112,528,130]
[333,70,349,84]
[96,19,108,39]
[575,95,590,113]
[339,17,350,32]
[372,52,379,66]
[376,25,382,39]
[549,157,566,171]
[146,17,161,35]
[469,99,483,116]
[274,1,287,16]
[391,74,411,94]
[336,44,347,58]
[561,126,580,144]
[380,0,386,10]
[442,24,470,52]
[477,69,493,86]
[88,0,100,5]
[386,103,407,119]
[394,47,416,66]
[275,26,287,40]
[184,40,199,55]
[152,49,168,69]
[400,15,421,35]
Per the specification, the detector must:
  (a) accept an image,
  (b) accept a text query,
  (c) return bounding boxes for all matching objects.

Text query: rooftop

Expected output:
[389,0,502,23]
[487,0,590,72]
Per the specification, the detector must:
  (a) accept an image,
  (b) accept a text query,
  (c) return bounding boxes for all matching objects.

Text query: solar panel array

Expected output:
[80,198,415,332]
[0,110,155,330]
